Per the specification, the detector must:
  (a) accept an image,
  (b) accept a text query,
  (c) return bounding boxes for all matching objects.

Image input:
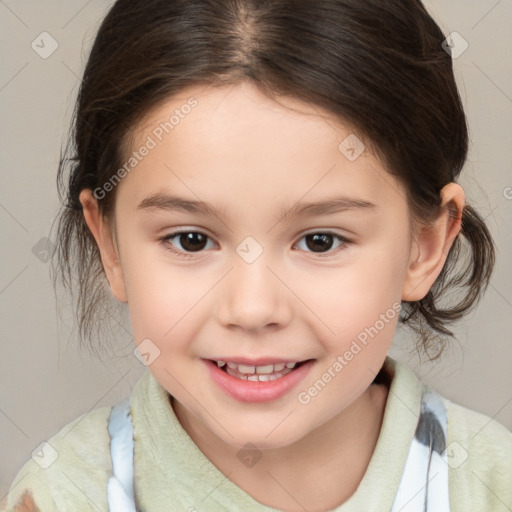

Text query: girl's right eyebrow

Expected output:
[137,193,224,217]
[136,192,377,221]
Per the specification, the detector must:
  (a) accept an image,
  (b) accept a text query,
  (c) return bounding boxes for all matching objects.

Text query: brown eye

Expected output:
[176,232,208,252]
[305,233,334,252]
[295,232,351,255]
[162,231,214,256]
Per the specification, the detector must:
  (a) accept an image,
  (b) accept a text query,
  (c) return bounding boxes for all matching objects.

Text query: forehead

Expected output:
[116,81,407,218]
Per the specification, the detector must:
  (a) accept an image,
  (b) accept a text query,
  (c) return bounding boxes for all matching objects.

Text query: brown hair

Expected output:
[51,0,495,360]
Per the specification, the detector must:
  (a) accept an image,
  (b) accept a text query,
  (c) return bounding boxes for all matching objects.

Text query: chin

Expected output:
[220,423,309,451]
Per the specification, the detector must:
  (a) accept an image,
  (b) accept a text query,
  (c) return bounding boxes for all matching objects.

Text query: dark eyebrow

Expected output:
[136,193,376,219]
[280,197,376,219]
[137,193,226,217]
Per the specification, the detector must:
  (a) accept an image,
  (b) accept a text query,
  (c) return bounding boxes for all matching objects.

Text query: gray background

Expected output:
[1,0,511,497]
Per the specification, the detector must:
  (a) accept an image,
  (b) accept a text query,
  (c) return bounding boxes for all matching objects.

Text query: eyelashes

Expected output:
[161,231,215,256]
[159,230,353,259]
[294,232,351,256]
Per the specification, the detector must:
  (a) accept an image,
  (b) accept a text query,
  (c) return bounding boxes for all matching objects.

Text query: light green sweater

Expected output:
[2,356,511,511]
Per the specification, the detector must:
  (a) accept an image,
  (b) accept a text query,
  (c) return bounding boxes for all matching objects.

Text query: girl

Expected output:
[3,0,511,511]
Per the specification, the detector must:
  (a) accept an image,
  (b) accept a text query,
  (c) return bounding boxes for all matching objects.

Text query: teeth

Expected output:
[256,364,274,374]
[215,359,304,382]
[227,366,290,381]
[237,364,255,374]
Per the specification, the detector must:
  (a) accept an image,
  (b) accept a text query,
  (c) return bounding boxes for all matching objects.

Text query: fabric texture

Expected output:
[107,399,137,512]
[389,391,450,512]
[2,356,512,511]
[105,386,452,512]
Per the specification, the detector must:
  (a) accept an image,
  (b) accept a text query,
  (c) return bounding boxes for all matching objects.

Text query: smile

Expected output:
[215,360,300,381]
[204,358,314,402]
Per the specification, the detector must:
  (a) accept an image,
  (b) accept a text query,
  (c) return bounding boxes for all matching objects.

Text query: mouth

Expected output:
[208,359,310,382]
[203,357,315,402]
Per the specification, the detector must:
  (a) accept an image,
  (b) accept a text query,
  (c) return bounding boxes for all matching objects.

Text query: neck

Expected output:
[172,381,389,511]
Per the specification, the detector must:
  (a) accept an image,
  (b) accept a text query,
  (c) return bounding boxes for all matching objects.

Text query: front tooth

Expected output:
[273,363,285,372]
[286,362,296,369]
[227,362,238,369]
[217,360,226,368]
[227,368,248,380]
[256,364,274,374]
[238,364,256,374]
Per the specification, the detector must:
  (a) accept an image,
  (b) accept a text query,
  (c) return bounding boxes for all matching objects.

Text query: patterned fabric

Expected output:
[107,389,450,512]
[390,391,451,512]
[107,399,137,512]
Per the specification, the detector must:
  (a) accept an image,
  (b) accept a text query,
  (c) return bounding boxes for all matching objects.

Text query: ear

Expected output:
[79,189,128,303]
[402,182,465,301]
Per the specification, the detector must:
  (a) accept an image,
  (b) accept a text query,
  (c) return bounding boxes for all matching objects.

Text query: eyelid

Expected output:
[160,228,217,258]
[160,228,353,258]
[293,230,352,257]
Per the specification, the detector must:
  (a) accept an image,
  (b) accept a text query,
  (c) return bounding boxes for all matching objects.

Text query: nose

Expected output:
[215,253,293,333]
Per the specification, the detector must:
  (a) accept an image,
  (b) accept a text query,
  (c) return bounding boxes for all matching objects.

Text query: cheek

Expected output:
[119,244,205,344]
[297,247,405,332]
[290,241,406,372]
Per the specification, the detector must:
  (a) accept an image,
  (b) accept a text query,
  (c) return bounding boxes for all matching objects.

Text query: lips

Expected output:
[203,358,314,402]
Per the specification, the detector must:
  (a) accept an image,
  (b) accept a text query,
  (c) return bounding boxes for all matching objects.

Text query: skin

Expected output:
[80,80,464,511]
[11,491,40,512]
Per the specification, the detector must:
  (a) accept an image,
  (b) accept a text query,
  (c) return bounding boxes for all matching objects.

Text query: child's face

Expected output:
[105,81,416,449]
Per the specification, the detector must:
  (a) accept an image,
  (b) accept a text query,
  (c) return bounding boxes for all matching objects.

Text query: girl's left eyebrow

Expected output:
[281,196,377,219]
[136,193,377,220]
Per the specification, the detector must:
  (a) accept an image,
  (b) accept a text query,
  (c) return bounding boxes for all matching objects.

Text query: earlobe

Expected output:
[79,189,128,303]
[401,182,465,302]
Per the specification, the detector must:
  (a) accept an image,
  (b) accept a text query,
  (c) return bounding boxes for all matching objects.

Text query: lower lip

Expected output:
[203,359,314,403]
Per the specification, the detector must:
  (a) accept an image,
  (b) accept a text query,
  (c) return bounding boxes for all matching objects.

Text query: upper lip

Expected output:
[205,357,311,366]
